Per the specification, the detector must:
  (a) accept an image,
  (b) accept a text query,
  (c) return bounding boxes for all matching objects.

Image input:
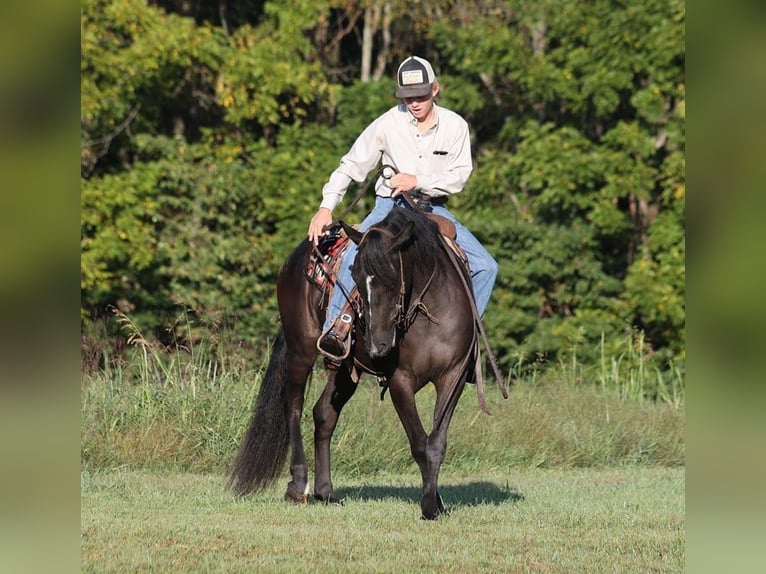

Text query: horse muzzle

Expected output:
[366,329,396,358]
[368,340,392,358]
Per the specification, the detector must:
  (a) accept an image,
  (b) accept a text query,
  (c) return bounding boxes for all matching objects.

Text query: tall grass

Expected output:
[81,313,684,475]
[509,329,685,405]
[81,309,267,472]
[593,331,685,407]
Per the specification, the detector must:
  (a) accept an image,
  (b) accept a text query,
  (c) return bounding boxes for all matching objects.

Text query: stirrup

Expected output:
[317,313,353,363]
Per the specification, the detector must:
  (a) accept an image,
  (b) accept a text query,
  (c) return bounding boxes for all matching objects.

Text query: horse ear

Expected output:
[339,220,364,244]
[391,221,415,251]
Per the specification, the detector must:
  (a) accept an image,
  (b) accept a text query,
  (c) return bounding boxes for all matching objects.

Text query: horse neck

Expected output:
[401,245,443,305]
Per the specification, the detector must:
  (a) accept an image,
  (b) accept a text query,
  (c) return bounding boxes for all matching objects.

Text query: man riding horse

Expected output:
[230,56,507,520]
[307,56,498,363]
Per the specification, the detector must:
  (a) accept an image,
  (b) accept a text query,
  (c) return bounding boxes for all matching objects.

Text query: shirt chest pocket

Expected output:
[429,149,450,173]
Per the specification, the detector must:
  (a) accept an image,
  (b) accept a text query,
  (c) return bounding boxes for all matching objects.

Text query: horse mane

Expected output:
[357,206,443,291]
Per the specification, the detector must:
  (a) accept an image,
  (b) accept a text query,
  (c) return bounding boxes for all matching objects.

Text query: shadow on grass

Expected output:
[336,481,524,507]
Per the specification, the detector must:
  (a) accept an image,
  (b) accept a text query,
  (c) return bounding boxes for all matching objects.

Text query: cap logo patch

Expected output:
[401,70,425,85]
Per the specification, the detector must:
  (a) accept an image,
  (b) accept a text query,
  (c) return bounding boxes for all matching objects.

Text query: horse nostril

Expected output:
[372,341,390,357]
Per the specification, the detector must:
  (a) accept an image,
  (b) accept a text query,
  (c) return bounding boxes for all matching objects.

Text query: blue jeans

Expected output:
[323,196,498,332]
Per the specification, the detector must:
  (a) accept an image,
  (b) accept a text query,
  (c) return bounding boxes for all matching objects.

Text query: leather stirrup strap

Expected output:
[439,236,509,399]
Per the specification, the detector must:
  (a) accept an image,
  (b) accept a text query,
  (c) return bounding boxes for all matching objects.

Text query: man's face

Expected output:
[403,85,438,121]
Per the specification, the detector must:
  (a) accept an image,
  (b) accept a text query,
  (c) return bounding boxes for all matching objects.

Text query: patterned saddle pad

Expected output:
[305,218,470,293]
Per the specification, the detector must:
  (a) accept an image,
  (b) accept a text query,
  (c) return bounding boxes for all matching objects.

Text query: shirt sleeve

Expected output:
[319,118,385,212]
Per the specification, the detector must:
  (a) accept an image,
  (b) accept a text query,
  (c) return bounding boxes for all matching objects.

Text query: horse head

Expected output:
[340,213,418,359]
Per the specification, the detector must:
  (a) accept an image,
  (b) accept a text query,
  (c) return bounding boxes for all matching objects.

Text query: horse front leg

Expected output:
[284,359,314,504]
[387,373,435,518]
[421,374,467,518]
[420,427,449,518]
[312,364,357,503]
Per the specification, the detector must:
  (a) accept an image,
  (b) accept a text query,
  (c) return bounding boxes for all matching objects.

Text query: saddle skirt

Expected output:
[305,226,352,292]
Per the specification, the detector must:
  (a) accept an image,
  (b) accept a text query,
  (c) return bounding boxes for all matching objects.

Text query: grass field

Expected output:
[81,467,683,573]
[81,329,684,572]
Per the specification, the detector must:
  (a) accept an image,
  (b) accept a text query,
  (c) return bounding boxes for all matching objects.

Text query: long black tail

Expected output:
[228,329,290,495]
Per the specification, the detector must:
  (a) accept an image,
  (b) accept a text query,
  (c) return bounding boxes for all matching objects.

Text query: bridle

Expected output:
[356,224,439,333]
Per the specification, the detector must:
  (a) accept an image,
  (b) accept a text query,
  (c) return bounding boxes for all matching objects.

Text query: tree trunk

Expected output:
[361,6,378,82]
[372,0,392,81]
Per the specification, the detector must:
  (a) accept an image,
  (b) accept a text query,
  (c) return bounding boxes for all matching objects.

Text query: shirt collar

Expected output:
[406,103,440,129]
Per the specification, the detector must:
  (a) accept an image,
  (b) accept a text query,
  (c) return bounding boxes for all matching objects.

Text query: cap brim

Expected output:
[395,83,433,98]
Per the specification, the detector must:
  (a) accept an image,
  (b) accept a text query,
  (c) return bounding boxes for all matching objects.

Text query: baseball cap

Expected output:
[395,56,436,98]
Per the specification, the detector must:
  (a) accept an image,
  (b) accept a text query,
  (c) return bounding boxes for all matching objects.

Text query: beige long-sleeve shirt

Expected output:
[319,103,473,212]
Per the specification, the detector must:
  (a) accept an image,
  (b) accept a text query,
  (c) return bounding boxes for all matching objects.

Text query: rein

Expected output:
[328,165,397,229]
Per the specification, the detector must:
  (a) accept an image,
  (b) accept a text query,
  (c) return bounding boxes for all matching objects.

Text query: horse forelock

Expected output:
[356,230,399,291]
[391,207,443,271]
[356,207,443,291]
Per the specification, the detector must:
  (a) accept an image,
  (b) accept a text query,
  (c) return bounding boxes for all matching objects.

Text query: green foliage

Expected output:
[215,13,331,126]
[81,0,684,384]
[441,0,685,371]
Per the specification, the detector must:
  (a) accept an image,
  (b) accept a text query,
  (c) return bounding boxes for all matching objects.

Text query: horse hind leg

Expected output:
[312,364,358,504]
[275,240,324,504]
[283,352,317,505]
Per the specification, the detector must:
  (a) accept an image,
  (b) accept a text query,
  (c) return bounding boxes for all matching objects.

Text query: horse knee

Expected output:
[428,443,447,466]
[409,439,427,464]
[312,402,336,439]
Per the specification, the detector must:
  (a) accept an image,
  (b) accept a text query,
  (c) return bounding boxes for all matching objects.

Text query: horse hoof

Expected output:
[314,493,344,505]
[421,495,448,520]
[420,508,449,520]
[284,485,309,505]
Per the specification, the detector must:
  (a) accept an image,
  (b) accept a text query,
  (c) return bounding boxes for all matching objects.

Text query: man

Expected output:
[308,56,498,359]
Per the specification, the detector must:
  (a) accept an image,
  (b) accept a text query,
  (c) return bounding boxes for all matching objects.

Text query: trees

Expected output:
[434,0,685,366]
[81,0,684,375]
[81,0,339,340]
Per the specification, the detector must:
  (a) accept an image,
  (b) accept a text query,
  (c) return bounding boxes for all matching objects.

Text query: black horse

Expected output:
[229,205,505,519]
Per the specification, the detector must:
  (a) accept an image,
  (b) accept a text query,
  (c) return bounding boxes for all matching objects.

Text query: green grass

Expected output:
[81,312,683,473]
[81,467,684,573]
[81,321,685,571]
[81,319,685,475]
[81,362,684,474]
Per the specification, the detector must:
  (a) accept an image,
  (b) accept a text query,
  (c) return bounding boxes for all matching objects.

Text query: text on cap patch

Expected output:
[401,70,425,85]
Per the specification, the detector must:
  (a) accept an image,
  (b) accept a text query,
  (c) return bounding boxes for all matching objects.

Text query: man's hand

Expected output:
[389,173,418,196]
[308,208,333,244]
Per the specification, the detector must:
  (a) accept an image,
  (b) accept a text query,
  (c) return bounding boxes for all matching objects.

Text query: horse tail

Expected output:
[228,329,290,496]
